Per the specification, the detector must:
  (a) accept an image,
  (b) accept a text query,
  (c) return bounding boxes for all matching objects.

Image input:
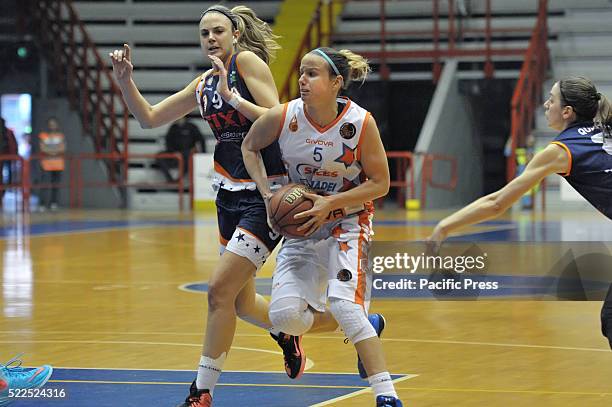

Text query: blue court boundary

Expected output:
[3,217,611,242]
[12,368,406,406]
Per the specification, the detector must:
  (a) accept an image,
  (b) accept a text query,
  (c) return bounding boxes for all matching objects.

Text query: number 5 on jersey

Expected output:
[313,147,323,162]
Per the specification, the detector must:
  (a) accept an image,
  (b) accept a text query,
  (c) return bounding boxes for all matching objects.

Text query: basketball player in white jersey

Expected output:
[242,47,404,407]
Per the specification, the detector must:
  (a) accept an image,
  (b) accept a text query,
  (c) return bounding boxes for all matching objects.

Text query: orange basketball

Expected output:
[268,183,314,238]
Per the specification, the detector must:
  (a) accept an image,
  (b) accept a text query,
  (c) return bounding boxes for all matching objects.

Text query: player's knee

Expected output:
[207,280,235,312]
[329,298,376,344]
[269,298,313,336]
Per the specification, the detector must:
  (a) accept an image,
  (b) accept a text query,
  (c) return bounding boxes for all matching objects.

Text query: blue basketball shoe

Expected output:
[357,313,386,378]
[376,395,403,406]
[0,354,53,406]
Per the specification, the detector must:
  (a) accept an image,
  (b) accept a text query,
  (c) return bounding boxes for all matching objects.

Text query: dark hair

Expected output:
[201,5,280,63]
[309,47,371,91]
[559,76,612,137]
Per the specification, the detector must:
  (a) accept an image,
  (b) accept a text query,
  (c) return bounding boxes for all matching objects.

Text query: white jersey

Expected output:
[278,97,371,202]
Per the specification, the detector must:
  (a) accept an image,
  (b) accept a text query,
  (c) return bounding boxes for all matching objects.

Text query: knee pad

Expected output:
[329,298,376,344]
[269,297,314,336]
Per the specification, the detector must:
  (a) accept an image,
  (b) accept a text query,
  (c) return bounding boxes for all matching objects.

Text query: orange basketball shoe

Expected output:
[176,381,212,407]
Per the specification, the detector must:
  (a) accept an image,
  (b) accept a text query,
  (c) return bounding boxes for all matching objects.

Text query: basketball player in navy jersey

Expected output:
[243,47,404,407]
[110,5,305,406]
[427,76,612,349]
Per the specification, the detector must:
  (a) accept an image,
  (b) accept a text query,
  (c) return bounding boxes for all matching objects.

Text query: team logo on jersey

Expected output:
[337,269,352,282]
[289,115,299,132]
[296,164,339,178]
[339,122,357,139]
[206,76,214,86]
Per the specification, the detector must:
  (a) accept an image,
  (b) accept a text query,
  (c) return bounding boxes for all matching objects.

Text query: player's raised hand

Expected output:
[209,54,232,101]
[109,43,133,83]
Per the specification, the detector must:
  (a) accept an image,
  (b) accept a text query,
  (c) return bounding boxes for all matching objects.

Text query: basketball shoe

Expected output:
[357,313,386,378]
[0,354,53,407]
[271,332,305,379]
[176,381,212,407]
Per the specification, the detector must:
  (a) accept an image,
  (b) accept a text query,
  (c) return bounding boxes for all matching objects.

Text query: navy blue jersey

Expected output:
[195,52,286,191]
[552,121,612,219]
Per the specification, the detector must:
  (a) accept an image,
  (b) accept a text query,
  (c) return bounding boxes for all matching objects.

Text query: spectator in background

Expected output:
[0,117,18,209]
[155,116,206,183]
[38,117,65,211]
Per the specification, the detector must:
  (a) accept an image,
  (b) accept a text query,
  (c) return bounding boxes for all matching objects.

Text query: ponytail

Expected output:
[596,93,612,138]
[337,49,371,88]
[310,47,371,91]
[232,5,281,64]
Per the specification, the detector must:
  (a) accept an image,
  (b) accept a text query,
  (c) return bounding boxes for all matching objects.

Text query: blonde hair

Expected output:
[559,76,612,137]
[232,6,281,64]
[201,5,280,64]
[310,47,371,91]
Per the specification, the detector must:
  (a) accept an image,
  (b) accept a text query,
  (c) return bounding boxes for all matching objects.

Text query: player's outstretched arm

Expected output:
[110,44,199,129]
[427,143,569,246]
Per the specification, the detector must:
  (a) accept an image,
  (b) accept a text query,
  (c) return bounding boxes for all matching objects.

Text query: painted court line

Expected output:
[0,340,315,371]
[49,379,366,390]
[310,374,418,406]
[394,386,611,397]
[2,335,607,353]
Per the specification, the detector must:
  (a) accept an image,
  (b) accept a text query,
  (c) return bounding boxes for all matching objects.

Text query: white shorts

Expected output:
[271,212,373,312]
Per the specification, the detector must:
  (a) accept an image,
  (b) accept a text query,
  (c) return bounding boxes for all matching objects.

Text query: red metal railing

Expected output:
[331,0,531,82]
[507,0,549,181]
[386,151,414,206]
[32,1,129,179]
[280,0,337,101]
[386,151,457,208]
[72,153,185,210]
[2,153,185,212]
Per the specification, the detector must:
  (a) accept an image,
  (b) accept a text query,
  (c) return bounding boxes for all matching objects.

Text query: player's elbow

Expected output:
[485,195,505,216]
[380,177,390,197]
[372,176,390,199]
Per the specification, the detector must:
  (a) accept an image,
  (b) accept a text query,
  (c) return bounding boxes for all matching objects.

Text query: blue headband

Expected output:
[312,48,340,76]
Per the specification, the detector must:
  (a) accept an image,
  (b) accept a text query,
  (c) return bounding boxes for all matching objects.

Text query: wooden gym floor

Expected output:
[0,207,610,406]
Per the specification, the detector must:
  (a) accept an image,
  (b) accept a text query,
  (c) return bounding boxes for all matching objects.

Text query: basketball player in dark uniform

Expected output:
[427,76,612,350]
[110,5,304,406]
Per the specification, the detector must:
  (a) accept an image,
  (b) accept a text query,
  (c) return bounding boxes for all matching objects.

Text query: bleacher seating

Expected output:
[71,1,282,208]
[333,0,612,80]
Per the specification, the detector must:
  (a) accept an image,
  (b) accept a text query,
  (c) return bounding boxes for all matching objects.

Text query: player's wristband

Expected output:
[227,94,243,109]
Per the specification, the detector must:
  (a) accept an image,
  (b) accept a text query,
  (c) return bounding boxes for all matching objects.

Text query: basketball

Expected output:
[268,183,315,238]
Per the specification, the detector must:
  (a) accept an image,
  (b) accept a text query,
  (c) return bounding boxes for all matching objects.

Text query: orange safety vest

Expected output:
[39,131,65,171]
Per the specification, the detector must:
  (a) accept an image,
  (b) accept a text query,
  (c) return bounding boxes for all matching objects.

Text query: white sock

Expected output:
[368,371,398,399]
[196,353,226,395]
